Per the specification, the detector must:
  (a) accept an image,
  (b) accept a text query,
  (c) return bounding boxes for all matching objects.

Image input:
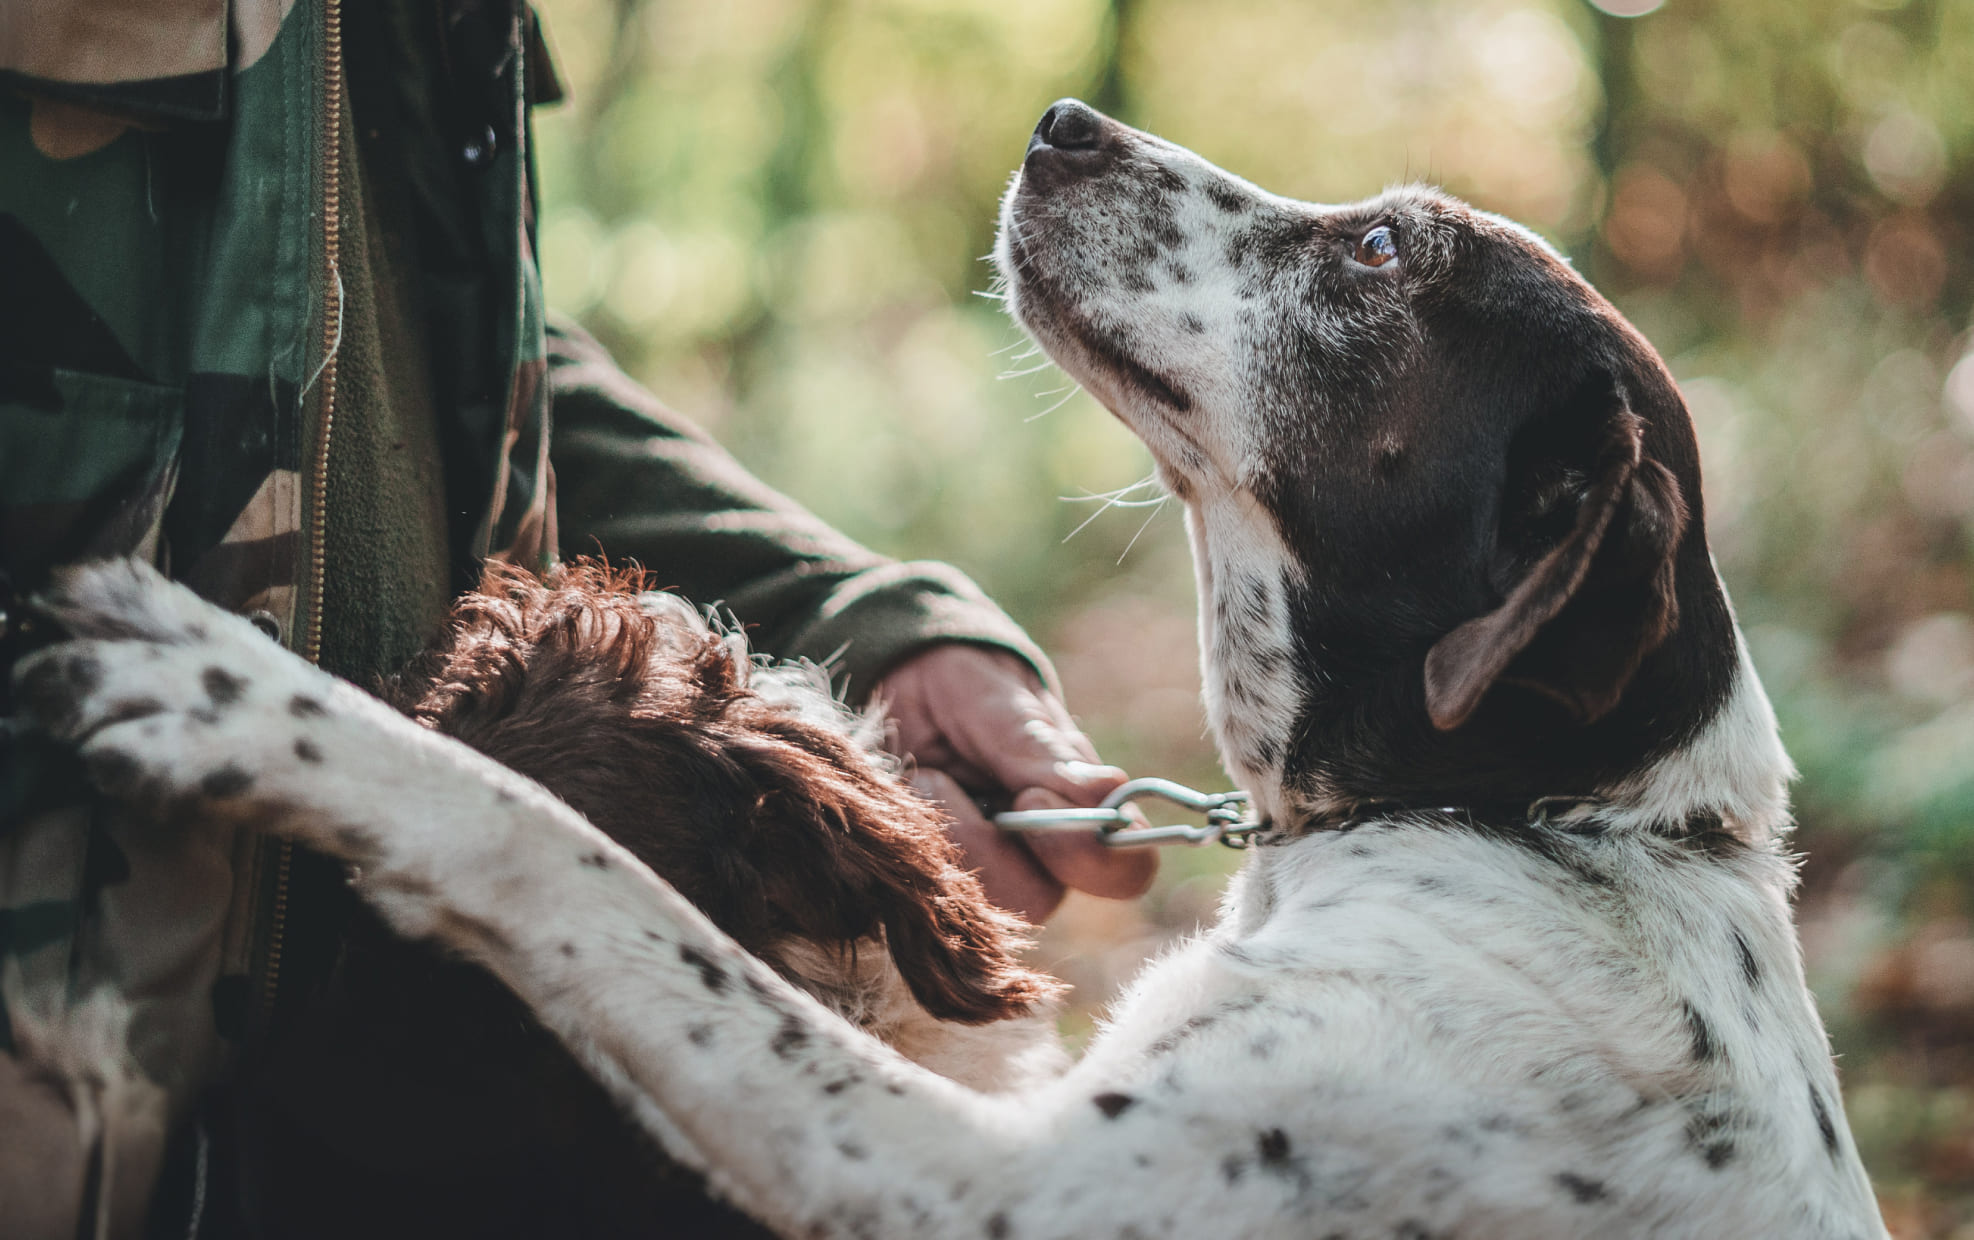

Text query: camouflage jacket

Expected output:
[0,1,1048,1232]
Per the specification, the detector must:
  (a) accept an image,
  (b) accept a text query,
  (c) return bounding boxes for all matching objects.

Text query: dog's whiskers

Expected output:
[1025,382,1085,423]
[999,359,1056,380]
[1060,475,1165,543]
[1116,497,1168,564]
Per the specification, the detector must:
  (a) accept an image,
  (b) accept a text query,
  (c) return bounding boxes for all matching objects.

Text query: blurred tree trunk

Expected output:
[1090,0,1136,122]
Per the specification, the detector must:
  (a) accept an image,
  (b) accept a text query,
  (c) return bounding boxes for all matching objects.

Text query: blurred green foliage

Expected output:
[531,1,1974,1230]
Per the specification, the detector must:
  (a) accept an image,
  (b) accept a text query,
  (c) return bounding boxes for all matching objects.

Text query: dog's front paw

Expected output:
[13,560,350,822]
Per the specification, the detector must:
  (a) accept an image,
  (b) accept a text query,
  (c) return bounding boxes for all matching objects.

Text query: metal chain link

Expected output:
[994,777,1262,849]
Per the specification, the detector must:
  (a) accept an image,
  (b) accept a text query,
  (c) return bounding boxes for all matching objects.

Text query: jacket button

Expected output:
[462,124,497,167]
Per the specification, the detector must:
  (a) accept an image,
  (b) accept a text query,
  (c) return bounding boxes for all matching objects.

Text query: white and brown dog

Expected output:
[18,100,1887,1238]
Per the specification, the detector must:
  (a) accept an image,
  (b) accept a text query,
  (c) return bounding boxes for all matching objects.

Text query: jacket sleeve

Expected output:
[545,316,1059,702]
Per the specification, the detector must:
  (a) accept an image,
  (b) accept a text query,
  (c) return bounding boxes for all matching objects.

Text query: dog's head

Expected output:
[997,100,1780,831]
[381,560,1059,1025]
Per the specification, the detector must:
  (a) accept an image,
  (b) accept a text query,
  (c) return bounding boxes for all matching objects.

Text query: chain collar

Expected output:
[994,777,1265,849]
[995,778,1732,852]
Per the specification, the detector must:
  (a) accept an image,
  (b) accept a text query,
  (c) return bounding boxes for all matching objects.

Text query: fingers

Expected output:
[965,681,1110,800]
[885,646,1114,802]
[878,644,1160,912]
[911,769,1065,923]
[1009,787,1157,902]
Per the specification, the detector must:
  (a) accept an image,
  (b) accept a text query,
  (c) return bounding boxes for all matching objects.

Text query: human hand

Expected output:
[872,644,1156,923]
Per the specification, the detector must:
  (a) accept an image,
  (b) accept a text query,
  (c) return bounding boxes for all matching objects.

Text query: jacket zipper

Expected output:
[264,0,345,1021]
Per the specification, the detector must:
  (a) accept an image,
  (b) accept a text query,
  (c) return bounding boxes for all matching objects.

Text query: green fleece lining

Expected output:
[315,63,453,683]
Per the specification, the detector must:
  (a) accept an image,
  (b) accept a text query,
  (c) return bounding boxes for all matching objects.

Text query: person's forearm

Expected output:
[545,318,1056,700]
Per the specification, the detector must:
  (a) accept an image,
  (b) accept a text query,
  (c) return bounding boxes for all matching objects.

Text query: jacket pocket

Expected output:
[0,368,184,587]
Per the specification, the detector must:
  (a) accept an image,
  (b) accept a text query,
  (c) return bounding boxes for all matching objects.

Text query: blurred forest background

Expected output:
[526,0,1974,1230]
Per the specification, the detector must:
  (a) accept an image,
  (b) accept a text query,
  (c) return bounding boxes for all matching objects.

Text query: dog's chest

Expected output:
[1061,823,1881,1236]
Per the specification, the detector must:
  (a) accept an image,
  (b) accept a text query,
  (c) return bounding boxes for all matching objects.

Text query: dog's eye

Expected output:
[1354,226,1399,268]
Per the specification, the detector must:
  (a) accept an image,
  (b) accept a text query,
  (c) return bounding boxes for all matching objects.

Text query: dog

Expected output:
[17,99,1889,1237]
[242,561,1067,1236]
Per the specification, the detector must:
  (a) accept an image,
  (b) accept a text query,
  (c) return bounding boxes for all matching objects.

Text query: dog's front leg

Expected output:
[18,562,1260,1239]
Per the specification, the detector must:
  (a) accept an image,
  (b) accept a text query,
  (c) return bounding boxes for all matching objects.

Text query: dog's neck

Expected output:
[1591,622,1795,843]
[1185,485,1792,845]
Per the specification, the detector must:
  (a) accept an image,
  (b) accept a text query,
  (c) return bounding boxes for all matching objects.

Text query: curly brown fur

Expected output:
[380,558,1058,1025]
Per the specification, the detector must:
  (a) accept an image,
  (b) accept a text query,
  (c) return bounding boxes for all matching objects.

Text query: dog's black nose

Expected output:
[1032,99,1103,152]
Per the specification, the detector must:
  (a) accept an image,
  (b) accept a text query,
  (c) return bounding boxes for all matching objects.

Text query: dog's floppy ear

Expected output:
[742,736,1064,1025]
[1424,370,1688,731]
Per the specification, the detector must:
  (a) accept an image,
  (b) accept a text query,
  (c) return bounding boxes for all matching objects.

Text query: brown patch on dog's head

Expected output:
[381,559,1058,1025]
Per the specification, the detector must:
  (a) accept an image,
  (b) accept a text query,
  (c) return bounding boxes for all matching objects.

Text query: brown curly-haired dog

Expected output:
[236,560,1060,1238]
[386,560,1057,1028]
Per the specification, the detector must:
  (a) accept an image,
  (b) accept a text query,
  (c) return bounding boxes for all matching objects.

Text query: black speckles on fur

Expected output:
[836,1139,869,1161]
[15,652,101,733]
[1810,1084,1839,1156]
[1182,313,1207,335]
[1221,1155,1246,1184]
[1733,929,1761,988]
[822,1074,861,1095]
[984,1212,1010,1239]
[579,851,611,870]
[1092,1092,1136,1119]
[1684,1109,1737,1170]
[558,942,577,958]
[1224,230,1258,271]
[1258,1128,1291,1164]
[771,1015,809,1059]
[686,1023,714,1047]
[1682,1000,1719,1063]
[1205,180,1251,215]
[200,764,254,798]
[85,748,144,796]
[62,654,103,698]
[293,737,322,763]
[1148,1014,1217,1057]
[1254,1127,1314,1194]
[1555,1171,1608,1203]
[201,666,246,708]
[680,944,729,994]
[288,693,325,717]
